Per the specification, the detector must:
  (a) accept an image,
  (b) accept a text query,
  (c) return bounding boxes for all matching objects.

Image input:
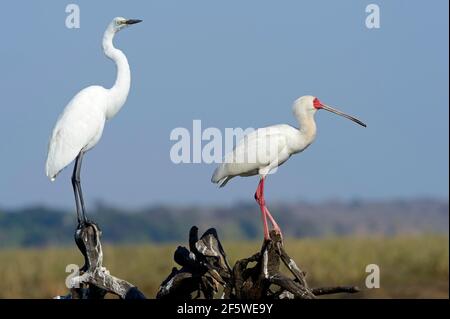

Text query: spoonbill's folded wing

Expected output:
[212,124,291,187]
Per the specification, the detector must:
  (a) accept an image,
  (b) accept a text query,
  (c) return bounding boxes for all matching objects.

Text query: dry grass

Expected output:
[0,234,447,298]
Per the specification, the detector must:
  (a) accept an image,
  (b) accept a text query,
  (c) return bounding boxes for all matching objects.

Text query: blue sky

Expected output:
[0,1,448,209]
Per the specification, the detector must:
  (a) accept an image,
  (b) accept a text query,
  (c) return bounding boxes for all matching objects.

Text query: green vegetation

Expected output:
[0,234,447,298]
[0,199,448,247]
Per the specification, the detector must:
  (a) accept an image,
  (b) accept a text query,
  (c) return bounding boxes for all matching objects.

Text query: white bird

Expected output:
[45,17,142,226]
[211,95,366,240]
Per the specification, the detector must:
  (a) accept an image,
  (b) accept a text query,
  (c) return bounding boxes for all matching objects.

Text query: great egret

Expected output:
[211,95,366,240]
[46,17,142,225]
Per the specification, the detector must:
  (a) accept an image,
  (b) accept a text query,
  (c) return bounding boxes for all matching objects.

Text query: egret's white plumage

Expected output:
[46,86,108,180]
[45,17,142,225]
[46,17,141,181]
[211,95,366,240]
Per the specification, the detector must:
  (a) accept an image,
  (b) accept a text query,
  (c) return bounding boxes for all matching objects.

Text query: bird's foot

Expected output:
[271,227,283,242]
[77,219,100,231]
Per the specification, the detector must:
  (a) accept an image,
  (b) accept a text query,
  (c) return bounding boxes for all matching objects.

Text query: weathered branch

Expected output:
[59,223,146,299]
[157,226,230,299]
[157,226,360,299]
[57,223,359,299]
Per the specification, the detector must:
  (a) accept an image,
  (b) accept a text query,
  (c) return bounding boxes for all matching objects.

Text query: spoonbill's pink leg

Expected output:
[264,207,283,239]
[254,178,270,240]
[260,207,270,241]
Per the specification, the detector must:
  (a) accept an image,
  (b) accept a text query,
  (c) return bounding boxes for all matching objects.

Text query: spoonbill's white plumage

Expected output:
[212,95,366,240]
[45,17,142,225]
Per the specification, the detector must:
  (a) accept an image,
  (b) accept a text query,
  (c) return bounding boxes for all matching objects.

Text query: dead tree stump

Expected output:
[157,226,359,299]
[56,224,359,299]
[56,223,146,299]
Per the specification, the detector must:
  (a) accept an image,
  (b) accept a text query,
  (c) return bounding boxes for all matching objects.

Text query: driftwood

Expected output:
[56,223,358,299]
[56,223,146,299]
[157,226,359,299]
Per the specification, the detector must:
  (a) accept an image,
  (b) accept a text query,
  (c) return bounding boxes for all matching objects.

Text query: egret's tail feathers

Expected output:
[46,167,57,182]
[45,159,60,182]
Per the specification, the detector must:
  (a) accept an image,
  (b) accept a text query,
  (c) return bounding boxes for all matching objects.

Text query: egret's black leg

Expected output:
[73,151,88,224]
[71,155,83,225]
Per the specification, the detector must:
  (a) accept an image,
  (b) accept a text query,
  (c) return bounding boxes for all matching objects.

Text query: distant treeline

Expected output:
[0,198,448,248]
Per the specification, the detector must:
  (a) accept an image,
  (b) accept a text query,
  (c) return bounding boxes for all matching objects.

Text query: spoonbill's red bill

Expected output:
[45,17,142,227]
[211,95,366,240]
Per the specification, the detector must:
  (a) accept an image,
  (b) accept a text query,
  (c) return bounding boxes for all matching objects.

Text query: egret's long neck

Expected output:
[102,27,131,120]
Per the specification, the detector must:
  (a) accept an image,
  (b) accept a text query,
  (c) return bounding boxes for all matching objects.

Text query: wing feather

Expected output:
[45,86,106,180]
[212,124,290,185]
